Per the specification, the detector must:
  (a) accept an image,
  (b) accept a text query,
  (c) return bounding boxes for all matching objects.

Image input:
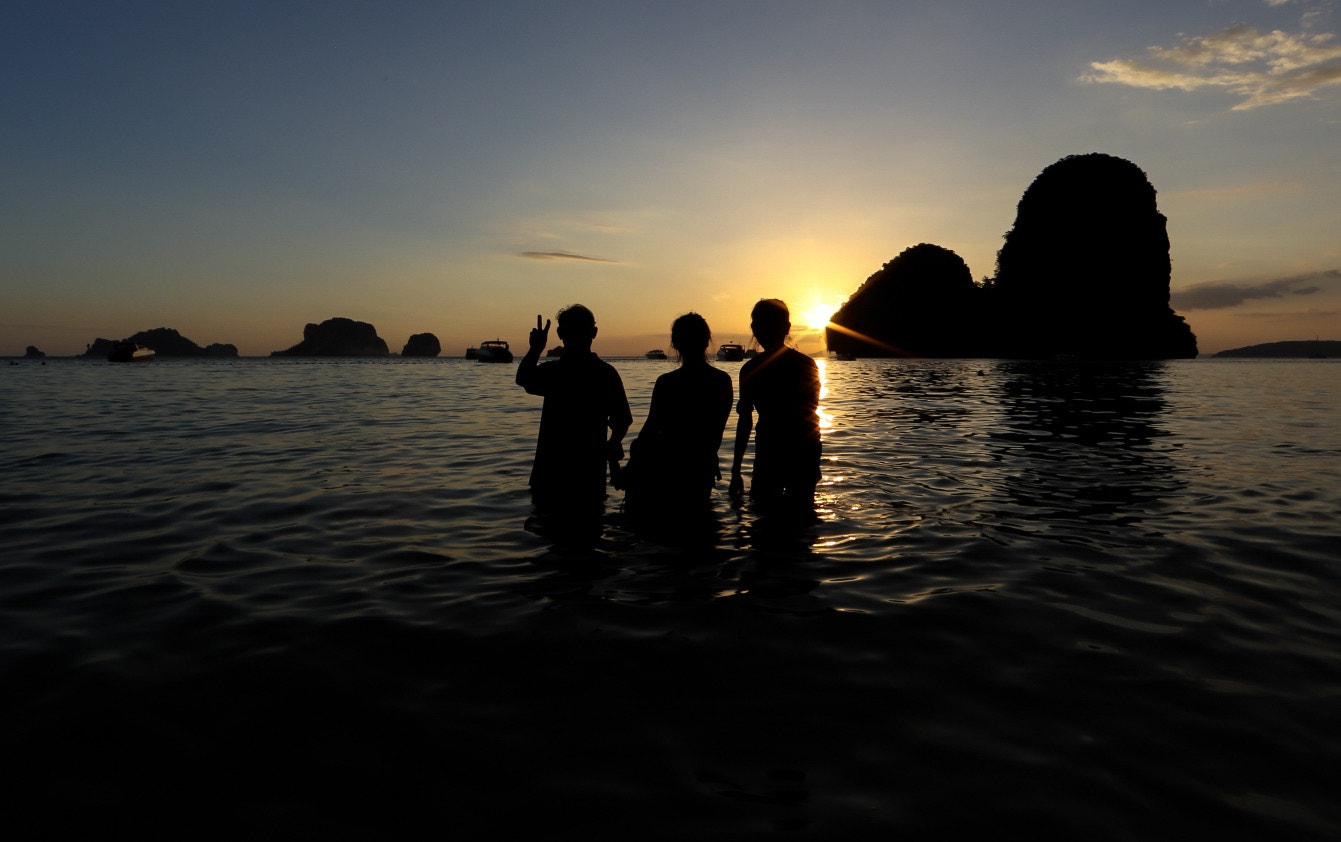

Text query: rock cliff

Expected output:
[80,328,238,358]
[401,333,442,357]
[991,153,1197,359]
[826,153,1198,359]
[827,243,984,357]
[271,318,389,357]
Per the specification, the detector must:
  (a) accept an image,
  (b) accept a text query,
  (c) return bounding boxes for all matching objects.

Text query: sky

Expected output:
[3,0,1339,357]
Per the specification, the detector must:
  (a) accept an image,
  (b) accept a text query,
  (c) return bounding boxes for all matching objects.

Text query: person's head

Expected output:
[670,312,711,362]
[556,304,597,350]
[750,299,790,349]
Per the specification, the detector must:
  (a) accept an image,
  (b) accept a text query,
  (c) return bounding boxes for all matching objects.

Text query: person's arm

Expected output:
[605,372,633,462]
[515,314,550,392]
[636,378,665,446]
[713,376,734,452]
[805,357,821,433]
[729,397,752,503]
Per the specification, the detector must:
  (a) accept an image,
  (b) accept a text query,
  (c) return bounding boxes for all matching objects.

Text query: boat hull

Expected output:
[108,344,155,363]
[475,340,514,363]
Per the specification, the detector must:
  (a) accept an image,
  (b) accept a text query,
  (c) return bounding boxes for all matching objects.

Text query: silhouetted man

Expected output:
[516,305,632,518]
[729,299,821,515]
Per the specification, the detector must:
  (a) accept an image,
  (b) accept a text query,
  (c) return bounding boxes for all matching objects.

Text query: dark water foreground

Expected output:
[3,358,1339,839]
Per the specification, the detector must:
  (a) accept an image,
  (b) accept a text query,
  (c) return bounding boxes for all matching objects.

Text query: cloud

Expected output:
[1172,269,1340,309]
[1237,307,1340,318]
[517,250,619,263]
[1082,23,1341,108]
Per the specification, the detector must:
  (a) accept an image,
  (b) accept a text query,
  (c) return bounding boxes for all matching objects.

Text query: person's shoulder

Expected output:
[786,348,817,368]
[594,356,626,381]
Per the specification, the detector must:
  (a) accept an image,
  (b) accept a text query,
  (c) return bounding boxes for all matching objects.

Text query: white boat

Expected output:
[108,343,155,363]
[475,339,514,363]
[715,343,744,362]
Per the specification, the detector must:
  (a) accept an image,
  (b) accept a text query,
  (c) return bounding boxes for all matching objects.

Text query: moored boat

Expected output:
[108,343,155,363]
[715,343,744,362]
[475,339,514,363]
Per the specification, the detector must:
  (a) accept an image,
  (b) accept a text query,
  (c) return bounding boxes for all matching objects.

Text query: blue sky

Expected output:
[4,0,1339,356]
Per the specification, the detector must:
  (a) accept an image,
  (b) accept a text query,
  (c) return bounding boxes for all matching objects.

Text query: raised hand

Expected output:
[529,314,551,353]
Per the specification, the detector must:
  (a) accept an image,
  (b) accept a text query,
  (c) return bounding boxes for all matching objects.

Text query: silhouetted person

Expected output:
[623,313,733,519]
[517,305,632,519]
[729,299,821,515]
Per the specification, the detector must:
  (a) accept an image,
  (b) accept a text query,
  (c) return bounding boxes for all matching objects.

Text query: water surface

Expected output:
[2,357,1338,838]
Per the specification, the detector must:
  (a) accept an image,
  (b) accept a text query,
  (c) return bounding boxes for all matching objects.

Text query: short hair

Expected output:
[750,299,790,345]
[670,312,711,358]
[557,304,597,338]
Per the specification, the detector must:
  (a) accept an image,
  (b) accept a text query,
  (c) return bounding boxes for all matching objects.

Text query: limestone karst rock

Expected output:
[825,153,1198,359]
[271,318,390,357]
[401,333,442,357]
[826,243,984,357]
[991,153,1197,359]
[80,328,238,358]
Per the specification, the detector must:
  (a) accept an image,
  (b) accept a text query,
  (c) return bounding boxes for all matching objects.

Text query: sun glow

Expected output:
[798,297,842,333]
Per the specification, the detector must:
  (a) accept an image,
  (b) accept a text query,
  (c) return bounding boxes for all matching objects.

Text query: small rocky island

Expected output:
[826,153,1198,360]
[401,333,442,357]
[271,317,390,357]
[81,328,238,358]
[1213,340,1339,358]
[24,346,46,359]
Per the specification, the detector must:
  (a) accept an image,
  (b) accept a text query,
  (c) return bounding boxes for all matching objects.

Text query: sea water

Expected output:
[2,357,1339,838]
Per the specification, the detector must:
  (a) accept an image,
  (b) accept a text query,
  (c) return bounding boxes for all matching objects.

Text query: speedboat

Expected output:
[475,339,514,363]
[645,349,667,360]
[108,343,155,363]
[715,343,744,362]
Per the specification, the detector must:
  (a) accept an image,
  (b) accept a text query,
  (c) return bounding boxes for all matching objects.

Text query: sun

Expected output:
[798,298,841,332]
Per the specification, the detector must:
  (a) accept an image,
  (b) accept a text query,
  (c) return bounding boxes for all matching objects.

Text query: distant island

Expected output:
[271,317,389,357]
[401,332,441,357]
[52,320,446,358]
[826,153,1198,360]
[81,327,238,358]
[1212,340,1339,358]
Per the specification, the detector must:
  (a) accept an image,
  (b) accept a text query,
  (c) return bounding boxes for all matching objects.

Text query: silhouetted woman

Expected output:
[729,299,821,515]
[623,312,733,518]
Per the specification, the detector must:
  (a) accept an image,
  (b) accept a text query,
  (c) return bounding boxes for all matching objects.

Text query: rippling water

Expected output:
[3,357,1339,838]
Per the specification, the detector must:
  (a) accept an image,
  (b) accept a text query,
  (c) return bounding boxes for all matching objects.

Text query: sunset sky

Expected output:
[4,0,1339,357]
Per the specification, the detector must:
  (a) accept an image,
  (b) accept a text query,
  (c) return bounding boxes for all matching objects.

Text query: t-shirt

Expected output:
[523,351,631,505]
[737,347,821,488]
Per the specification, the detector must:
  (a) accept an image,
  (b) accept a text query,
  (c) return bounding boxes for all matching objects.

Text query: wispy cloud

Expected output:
[1082,23,1341,108]
[1172,269,1340,309]
[1237,307,1340,318]
[517,250,619,263]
